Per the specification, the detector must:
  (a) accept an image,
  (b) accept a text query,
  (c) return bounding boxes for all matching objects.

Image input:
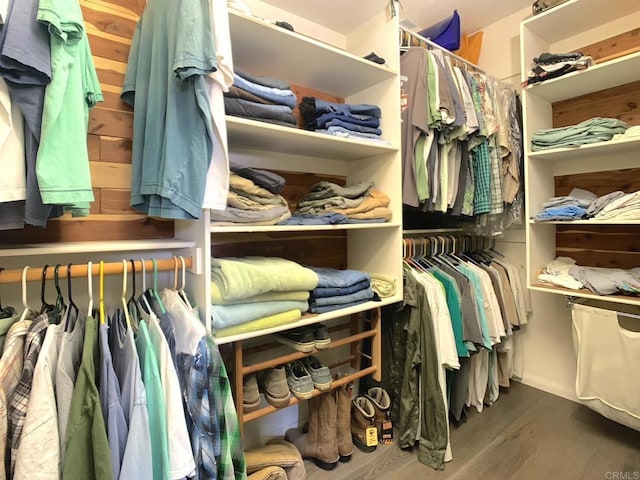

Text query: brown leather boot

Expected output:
[335,383,354,462]
[366,386,391,442]
[351,395,377,453]
[285,393,339,470]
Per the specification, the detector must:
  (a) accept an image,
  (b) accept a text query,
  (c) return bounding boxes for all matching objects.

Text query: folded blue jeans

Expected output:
[310,287,374,307]
[315,112,380,129]
[312,279,371,298]
[324,118,382,134]
[224,97,296,124]
[233,75,297,108]
[314,98,381,117]
[309,267,371,288]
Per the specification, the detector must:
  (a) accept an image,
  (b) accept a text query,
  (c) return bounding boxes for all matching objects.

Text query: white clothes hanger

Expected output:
[19,266,36,322]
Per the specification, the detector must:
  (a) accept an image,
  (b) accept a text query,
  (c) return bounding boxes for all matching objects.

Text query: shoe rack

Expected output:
[230,308,382,431]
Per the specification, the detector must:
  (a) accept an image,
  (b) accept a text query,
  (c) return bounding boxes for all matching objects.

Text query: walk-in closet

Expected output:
[0,0,638,479]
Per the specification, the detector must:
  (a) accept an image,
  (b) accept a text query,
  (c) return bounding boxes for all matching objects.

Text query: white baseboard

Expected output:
[516,374,579,403]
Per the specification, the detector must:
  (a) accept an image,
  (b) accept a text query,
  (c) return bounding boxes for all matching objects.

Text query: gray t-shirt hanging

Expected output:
[400,48,430,208]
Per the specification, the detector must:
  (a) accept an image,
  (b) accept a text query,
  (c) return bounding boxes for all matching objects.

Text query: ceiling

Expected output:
[398,0,533,34]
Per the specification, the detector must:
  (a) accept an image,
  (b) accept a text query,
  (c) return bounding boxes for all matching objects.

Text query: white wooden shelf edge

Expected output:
[529,284,640,307]
[527,136,640,161]
[210,222,401,234]
[0,239,197,257]
[528,220,640,225]
[213,296,400,345]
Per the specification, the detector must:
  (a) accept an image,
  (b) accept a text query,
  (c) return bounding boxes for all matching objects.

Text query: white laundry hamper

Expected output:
[571,300,640,432]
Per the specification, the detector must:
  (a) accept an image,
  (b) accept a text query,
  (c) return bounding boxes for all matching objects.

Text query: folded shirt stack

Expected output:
[299,96,386,143]
[533,187,597,222]
[210,164,292,225]
[224,70,298,128]
[285,180,392,224]
[308,267,376,313]
[538,257,640,296]
[592,190,640,221]
[531,117,629,151]
[210,257,319,336]
[524,51,593,87]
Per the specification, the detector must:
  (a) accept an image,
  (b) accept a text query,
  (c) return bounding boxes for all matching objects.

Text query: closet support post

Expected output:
[370,307,382,382]
[350,314,360,372]
[234,340,245,436]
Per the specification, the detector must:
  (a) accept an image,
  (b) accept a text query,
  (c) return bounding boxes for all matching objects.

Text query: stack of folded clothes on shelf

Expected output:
[210,163,292,225]
[590,189,640,221]
[224,69,298,127]
[308,267,376,313]
[299,96,386,143]
[538,257,640,296]
[210,257,319,337]
[532,187,596,222]
[523,51,593,86]
[281,180,392,225]
[531,117,629,151]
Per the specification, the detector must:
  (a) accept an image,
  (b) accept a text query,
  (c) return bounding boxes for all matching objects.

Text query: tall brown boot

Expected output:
[285,393,339,470]
[351,396,377,453]
[335,383,354,462]
[366,386,392,443]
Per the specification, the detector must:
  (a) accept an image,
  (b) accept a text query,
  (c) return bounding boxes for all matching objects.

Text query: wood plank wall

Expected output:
[551,30,640,269]
[1,0,173,245]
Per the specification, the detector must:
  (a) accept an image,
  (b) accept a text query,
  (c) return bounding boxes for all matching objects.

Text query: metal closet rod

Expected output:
[398,25,487,74]
[0,257,193,284]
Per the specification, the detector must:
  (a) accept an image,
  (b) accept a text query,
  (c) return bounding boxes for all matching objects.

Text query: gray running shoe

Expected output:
[285,360,314,399]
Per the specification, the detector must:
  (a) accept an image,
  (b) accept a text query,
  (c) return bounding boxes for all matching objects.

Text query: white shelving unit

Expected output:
[521,0,640,306]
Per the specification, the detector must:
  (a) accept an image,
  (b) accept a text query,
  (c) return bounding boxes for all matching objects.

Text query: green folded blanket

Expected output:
[213,309,302,338]
[211,257,319,302]
[211,289,310,305]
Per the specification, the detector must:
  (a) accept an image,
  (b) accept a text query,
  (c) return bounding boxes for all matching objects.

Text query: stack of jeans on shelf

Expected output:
[299,96,385,143]
[210,257,319,337]
[210,163,291,225]
[281,181,392,225]
[224,70,298,127]
[531,117,629,151]
[524,51,593,86]
[308,268,376,314]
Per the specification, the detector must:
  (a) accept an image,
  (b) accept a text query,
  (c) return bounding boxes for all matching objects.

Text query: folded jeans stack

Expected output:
[524,51,593,86]
[224,70,298,127]
[531,117,629,151]
[210,257,319,336]
[299,96,385,143]
[308,267,375,314]
[210,164,291,225]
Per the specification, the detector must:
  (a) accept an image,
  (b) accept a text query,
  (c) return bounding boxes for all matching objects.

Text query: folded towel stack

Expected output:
[308,267,376,314]
[533,187,640,222]
[210,164,292,225]
[210,257,318,336]
[224,70,298,128]
[299,96,386,143]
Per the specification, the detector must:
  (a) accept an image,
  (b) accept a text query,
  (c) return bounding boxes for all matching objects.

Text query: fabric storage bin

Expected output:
[571,299,640,432]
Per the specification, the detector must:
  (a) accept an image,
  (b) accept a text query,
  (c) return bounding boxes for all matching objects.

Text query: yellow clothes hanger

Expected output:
[87,261,94,316]
[99,260,106,325]
[121,259,132,329]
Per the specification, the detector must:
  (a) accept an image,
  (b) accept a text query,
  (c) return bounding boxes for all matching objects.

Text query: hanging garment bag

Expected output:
[418,10,461,51]
[571,300,640,432]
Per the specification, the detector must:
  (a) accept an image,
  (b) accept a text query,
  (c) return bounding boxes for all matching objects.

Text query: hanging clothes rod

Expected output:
[0,257,193,284]
[398,25,487,74]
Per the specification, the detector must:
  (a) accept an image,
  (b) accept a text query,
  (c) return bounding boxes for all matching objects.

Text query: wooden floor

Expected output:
[304,382,640,479]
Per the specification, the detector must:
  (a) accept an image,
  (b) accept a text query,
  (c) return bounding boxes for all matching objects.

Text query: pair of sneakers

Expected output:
[285,356,332,400]
[273,324,330,352]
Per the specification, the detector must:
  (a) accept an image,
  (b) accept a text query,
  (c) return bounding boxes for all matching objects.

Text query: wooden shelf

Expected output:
[225,116,397,160]
[527,136,640,162]
[210,222,401,234]
[521,0,639,44]
[242,365,377,423]
[229,11,397,98]
[213,297,400,345]
[530,283,640,307]
[523,51,640,102]
[0,239,196,258]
